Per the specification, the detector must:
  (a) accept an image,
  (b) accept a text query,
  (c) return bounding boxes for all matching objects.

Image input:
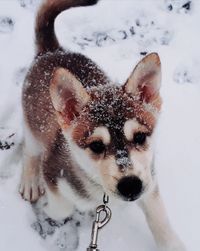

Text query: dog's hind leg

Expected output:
[19,125,45,202]
[138,186,186,251]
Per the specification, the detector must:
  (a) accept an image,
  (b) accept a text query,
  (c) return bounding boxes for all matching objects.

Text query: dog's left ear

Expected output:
[124,53,161,105]
[50,68,90,128]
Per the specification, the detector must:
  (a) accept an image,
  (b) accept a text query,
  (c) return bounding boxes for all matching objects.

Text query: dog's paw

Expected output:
[19,172,45,202]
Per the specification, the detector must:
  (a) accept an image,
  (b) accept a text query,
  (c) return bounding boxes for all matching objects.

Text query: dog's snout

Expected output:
[117,176,143,201]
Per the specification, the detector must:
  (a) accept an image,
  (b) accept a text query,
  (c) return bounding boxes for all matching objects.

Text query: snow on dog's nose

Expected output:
[117,176,143,201]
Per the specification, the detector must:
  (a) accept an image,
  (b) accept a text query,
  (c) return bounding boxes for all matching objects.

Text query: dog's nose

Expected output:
[117,176,143,201]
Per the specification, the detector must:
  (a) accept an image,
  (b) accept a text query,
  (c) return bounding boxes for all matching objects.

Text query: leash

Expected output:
[87,194,112,251]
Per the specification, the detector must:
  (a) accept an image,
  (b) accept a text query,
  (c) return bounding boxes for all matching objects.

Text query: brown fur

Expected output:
[72,86,156,158]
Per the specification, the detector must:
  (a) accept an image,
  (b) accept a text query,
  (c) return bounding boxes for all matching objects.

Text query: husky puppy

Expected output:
[20,0,186,250]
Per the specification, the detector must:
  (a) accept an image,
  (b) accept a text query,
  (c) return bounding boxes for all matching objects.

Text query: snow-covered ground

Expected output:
[0,0,200,250]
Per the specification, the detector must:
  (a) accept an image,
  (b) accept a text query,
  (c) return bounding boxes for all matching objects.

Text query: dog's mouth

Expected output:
[117,191,143,202]
[108,189,143,202]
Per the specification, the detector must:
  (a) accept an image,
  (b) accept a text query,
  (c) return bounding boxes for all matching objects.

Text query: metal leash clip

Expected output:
[87,194,112,251]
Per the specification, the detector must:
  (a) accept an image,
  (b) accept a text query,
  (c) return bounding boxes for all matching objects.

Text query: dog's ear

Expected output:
[124,53,161,106]
[50,68,90,128]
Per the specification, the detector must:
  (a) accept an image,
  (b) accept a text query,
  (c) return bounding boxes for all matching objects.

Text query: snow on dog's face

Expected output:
[50,53,162,201]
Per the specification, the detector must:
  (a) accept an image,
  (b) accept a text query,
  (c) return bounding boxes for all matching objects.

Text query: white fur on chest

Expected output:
[44,177,102,220]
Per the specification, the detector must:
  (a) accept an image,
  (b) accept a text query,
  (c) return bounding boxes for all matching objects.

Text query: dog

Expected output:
[19,0,186,250]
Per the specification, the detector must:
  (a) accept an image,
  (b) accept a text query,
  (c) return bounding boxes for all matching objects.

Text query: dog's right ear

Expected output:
[50,68,90,129]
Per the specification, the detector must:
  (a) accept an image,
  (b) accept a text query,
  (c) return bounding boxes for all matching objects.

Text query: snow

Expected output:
[0,0,200,250]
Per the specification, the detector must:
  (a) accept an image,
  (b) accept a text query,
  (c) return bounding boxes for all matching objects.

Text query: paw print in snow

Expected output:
[165,0,192,13]
[0,17,14,34]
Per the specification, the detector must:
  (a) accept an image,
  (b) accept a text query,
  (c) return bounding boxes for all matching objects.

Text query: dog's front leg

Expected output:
[138,186,186,251]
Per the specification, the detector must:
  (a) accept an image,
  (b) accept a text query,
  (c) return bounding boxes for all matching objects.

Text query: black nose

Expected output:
[117,176,143,201]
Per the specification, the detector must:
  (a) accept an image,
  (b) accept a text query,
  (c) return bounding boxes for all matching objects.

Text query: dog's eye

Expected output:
[88,141,105,154]
[133,132,147,145]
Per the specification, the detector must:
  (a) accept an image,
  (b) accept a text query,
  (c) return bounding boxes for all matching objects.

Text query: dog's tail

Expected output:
[35,0,98,54]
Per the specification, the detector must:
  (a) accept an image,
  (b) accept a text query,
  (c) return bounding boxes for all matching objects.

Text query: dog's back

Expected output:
[23,0,108,146]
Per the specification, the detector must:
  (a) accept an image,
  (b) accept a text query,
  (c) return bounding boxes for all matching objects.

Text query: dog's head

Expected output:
[50,53,162,201]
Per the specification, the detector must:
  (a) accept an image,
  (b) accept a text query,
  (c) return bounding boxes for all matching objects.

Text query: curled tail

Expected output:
[35,0,98,54]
